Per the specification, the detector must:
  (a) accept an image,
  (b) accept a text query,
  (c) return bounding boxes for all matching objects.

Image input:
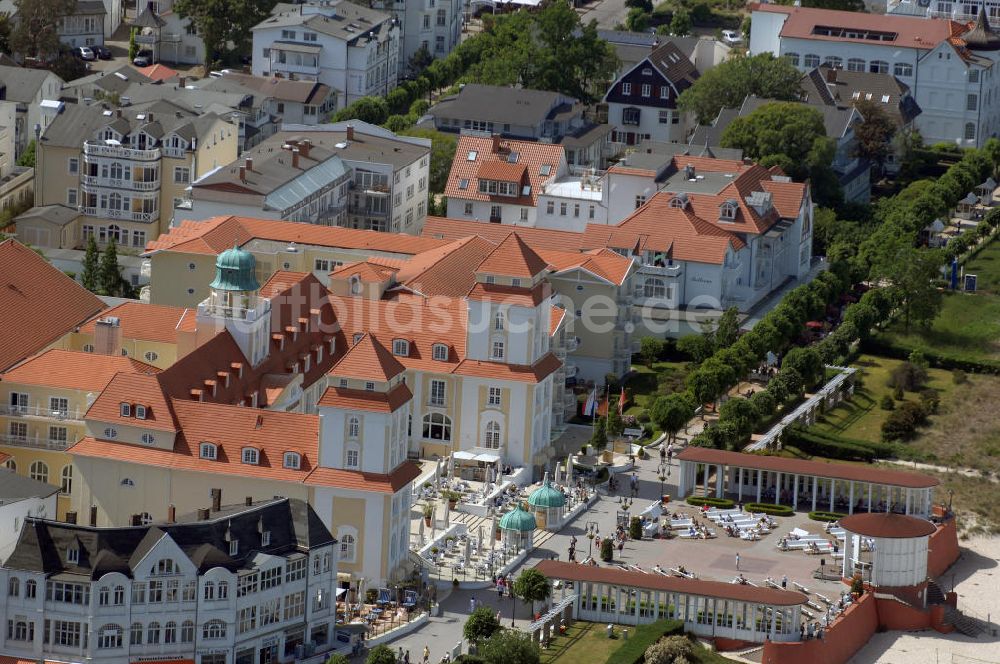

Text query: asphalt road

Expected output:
[576,0,631,30]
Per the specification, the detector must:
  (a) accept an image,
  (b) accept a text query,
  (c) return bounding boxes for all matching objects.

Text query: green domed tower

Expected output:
[499,503,536,552]
[210,244,261,292]
[198,243,271,366]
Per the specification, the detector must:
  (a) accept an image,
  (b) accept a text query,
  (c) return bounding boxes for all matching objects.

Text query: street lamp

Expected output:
[657,464,667,501]
[586,521,599,558]
[511,583,517,627]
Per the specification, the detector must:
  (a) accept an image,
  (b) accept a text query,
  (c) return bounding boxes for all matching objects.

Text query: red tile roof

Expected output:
[330,333,405,381]
[549,306,566,337]
[467,282,551,307]
[453,353,562,382]
[677,447,939,489]
[423,216,586,252]
[839,512,938,539]
[477,232,549,278]
[394,236,496,297]
[317,383,412,412]
[78,302,197,344]
[331,261,399,283]
[753,2,966,50]
[1,349,160,391]
[145,216,446,256]
[444,136,564,207]
[259,270,311,298]
[538,248,634,286]
[0,240,105,371]
[304,460,422,493]
[534,560,808,606]
[136,63,180,81]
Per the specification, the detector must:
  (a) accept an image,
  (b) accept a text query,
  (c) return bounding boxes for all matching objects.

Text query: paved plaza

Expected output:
[380,441,851,663]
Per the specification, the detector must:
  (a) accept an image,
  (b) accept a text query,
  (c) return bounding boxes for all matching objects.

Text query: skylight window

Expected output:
[506,151,519,163]
[881,94,891,103]
[467,150,478,161]
[458,178,469,190]
[539,164,551,176]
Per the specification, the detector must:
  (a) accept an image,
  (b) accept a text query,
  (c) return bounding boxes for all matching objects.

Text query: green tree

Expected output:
[0,13,12,54]
[718,397,757,438]
[97,238,124,297]
[669,8,692,36]
[628,515,643,540]
[590,417,608,450]
[16,140,35,168]
[408,42,434,76]
[10,0,75,59]
[625,0,653,11]
[678,53,801,124]
[402,128,458,194]
[721,102,827,180]
[174,0,277,68]
[81,235,99,292]
[600,537,614,562]
[640,336,665,368]
[872,239,944,332]
[782,347,824,389]
[464,606,501,644]
[365,645,397,664]
[644,635,695,664]
[625,7,650,32]
[50,48,87,82]
[128,28,138,61]
[333,96,390,125]
[513,568,550,619]
[607,402,625,438]
[711,306,740,350]
[676,334,714,363]
[649,393,693,442]
[480,629,540,664]
[853,99,897,174]
[687,369,721,416]
[325,655,350,664]
[801,0,865,10]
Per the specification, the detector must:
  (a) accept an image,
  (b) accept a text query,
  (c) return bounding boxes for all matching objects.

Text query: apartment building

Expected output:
[131,0,204,65]
[187,122,431,234]
[0,471,59,561]
[33,101,238,249]
[252,1,401,109]
[0,350,160,520]
[372,0,462,67]
[0,497,343,664]
[423,84,614,169]
[0,65,64,159]
[58,0,106,49]
[200,71,338,129]
[750,2,1000,146]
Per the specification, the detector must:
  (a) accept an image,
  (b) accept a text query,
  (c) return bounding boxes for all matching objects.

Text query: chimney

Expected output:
[211,488,222,512]
[825,67,838,84]
[239,165,246,182]
[197,507,211,521]
[115,108,121,118]
[94,317,122,356]
[245,496,253,506]
[492,134,501,153]
[147,112,154,123]
[167,504,176,523]
[346,124,355,141]
[89,505,97,527]
[300,138,311,158]
[684,163,696,180]
[292,147,300,169]
[65,511,77,525]
[245,157,253,172]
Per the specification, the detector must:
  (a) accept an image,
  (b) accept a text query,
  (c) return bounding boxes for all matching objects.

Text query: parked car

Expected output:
[93,45,112,60]
[75,46,96,61]
[721,30,743,46]
[132,50,153,67]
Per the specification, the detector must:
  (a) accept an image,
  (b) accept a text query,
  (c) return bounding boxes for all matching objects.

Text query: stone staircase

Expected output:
[926,578,947,605]
[943,606,990,638]
[729,645,765,663]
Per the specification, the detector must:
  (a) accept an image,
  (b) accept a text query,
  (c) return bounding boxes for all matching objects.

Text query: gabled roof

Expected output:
[0,349,160,391]
[0,65,63,103]
[136,63,180,82]
[317,382,412,412]
[427,83,576,127]
[799,65,921,127]
[330,260,399,283]
[0,240,105,372]
[304,460,422,493]
[645,41,700,87]
[78,302,197,344]
[394,236,496,297]
[476,232,549,279]
[424,216,586,252]
[444,135,564,207]
[329,333,405,381]
[539,248,635,286]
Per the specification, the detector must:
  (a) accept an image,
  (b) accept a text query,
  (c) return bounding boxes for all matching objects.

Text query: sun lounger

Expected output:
[793,582,810,594]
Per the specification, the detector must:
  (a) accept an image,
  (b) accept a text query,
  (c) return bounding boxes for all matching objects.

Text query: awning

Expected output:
[474,453,501,463]
[453,451,476,461]
[335,588,348,598]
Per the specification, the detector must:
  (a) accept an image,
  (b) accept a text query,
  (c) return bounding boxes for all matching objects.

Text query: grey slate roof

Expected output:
[15,205,81,228]
[40,100,228,149]
[4,497,333,578]
[799,65,922,127]
[76,0,107,15]
[0,65,62,103]
[0,469,60,505]
[253,1,395,46]
[63,65,155,97]
[201,71,335,103]
[428,84,575,127]
[690,95,857,147]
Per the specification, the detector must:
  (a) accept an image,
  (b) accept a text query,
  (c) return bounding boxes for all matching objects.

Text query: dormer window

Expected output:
[261,531,271,546]
[352,333,363,345]
[432,343,449,361]
[668,194,688,209]
[241,448,259,465]
[200,442,217,460]
[66,547,80,564]
[120,403,131,417]
[350,276,362,295]
[719,200,738,221]
[283,452,301,469]
[392,339,409,356]
[478,179,518,197]
[135,405,147,420]
[229,541,239,556]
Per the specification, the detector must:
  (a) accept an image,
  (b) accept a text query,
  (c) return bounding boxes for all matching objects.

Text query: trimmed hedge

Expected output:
[605,619,684,664]
[809,511,846,523]
[862,336,1000,375]
[745,502,794,517]
[783,425,895,462]
[685,496,735,508]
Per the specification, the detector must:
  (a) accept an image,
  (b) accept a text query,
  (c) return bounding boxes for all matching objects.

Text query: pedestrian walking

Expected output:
[399,647,404,662]
[405,650,411,664]
[423,645,431,663]
[736,552,740,570]
[617,540,624,556]
[470,595,476,612]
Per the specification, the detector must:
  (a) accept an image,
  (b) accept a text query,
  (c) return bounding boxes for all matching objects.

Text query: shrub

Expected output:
[366,645,397,664]
[644,635,694,664]
[605,619,684,664]
[952,369,968,384]
[920,389,941,414]
[880,395,895,411]
[685,496,735,508]
[893,386,905,401]
[881,401,929,441]
[629,516,643,540]
[744,502,794,517]
[464,606,501,643]
[808,511,846,522]
[637,411,651,423]
[600,537,614,562]
[851,575,865,596]
[889,361,928,392]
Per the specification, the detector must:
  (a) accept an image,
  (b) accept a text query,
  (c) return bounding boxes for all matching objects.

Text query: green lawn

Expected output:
[622,361,691,438]
[879,240,1000,363]
[540,621,621,664]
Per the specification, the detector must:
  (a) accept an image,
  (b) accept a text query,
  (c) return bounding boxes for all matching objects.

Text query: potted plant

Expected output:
[850,574,865,598]
[422,502,435,526]
[431,546,440,555]
[442,490,462,508]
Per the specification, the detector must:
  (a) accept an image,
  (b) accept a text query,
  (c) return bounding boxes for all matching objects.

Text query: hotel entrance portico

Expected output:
[534,561,808,644]
[676,448,939,518]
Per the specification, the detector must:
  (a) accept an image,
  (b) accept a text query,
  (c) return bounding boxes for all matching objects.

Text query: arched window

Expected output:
[130,622,142,646]
[965,122,977,141]
[60,465,73,495]
[98,624,123,649]
[823,56,843,69]
[348,416,360,439]
[283,452,301,469]
[432,343,449,361]
[784,52,800,67]
[719,201,738,221]
[147,622,161,644]
[392,339,409,356]
[4,458,15,472]
[110,162,124,180]
[869,60,888,74]
[155,558,177,576]
[7,577,19,597]
[108,195,123,212]
[10,620,31,641]
[644,278,666,299]
[164,621,177,644]
[847,58,865,72]
[25,580,36,598]
[29,461,48,484]
[485,421,501,449]
[241,447,259,465]
[803,54,820,68]
[339,533,356,562]
[350,276,362,295]
[144,351,158,362]
[668,194,687,209]
[422,413,452,441]
[203,619,226,640]
[181,620,195,643]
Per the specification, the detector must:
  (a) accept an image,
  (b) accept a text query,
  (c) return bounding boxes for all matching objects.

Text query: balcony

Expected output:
[271,60,320,77]
[0,433,71,450]
[640,263,683,277]
[162,147,186,159]
[81,174,160,192]
[84,141,160,162]
[1,404,85,421]
[564,364,579,379]
[80,207,159,223]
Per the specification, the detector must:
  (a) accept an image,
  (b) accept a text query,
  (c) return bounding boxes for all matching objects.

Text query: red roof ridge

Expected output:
[476,231,550,278]
[329,332,406,381]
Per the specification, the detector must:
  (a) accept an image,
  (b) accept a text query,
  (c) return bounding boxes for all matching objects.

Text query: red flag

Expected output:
[618,386,626,414]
